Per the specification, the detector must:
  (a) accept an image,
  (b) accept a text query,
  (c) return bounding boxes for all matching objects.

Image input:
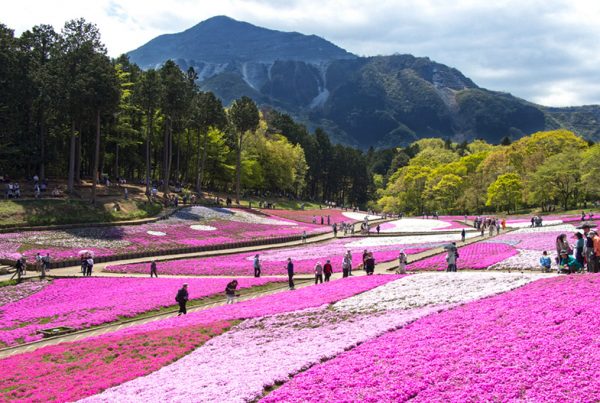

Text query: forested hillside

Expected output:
[0,19,371,206]
[375,130,600,214]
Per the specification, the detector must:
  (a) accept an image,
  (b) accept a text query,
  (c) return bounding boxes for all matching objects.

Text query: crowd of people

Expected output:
[544,224,600,274]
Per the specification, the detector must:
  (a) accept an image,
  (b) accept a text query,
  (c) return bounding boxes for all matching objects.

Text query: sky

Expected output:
[4,0,600,107]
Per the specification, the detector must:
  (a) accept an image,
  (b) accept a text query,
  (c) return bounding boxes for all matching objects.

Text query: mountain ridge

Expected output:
[127,16,600,148]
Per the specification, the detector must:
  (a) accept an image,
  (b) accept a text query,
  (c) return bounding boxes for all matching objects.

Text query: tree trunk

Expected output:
[39,116,46,181]
[113,143,119,179]
[195,128,202,192]
[145,113,152,198]
[75,133,81,183]
[67,121,76,193]
[199,128,209,195]
[235,131,244,203]
[162,117,171,194]
[91,109,101,204]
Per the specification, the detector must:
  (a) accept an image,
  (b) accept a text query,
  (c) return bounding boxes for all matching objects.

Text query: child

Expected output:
[539,251,552,273]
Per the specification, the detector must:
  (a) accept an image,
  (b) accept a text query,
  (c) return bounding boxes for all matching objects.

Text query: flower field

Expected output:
[262,208,377,224]
[0,277,281,346]
[104,234,470,276]
[265,275,600,402]
[407,242,518,271]
[6,272,599,402]
[379,217,469,232]
[80,273,546,402]
[0,275,397,402]
[0,206,328,262]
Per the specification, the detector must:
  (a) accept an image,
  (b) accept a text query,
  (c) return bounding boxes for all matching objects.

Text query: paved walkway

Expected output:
[0,278,316,359]
[0,222,515,358]
[0,217,392,281]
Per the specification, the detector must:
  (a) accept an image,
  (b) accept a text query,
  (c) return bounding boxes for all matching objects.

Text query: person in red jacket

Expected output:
[323,260,333,282]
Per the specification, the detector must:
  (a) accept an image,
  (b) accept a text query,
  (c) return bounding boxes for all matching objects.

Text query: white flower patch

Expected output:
[189,225,217,231]
[380,218,453,232]
[488,249,550,271]
[507,220,563,228]
[346,233,477,248]
[146,231,166,236]
[333,272,553,312]
[230,210,297,226]
[342,212,382,221]
[511,224,578,234]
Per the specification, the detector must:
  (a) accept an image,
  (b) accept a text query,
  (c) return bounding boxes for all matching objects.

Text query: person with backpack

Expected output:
[323,260,333,282]
[225,280,239,304]
[176,284,189,315]
[150,260,158,277]
[314,262,324,284]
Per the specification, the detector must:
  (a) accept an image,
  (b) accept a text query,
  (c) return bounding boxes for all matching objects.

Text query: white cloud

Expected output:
[3,0,600,106]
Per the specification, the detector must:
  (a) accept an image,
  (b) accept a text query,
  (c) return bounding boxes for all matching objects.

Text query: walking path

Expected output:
[0,279,313,359]
[0,223,513,358]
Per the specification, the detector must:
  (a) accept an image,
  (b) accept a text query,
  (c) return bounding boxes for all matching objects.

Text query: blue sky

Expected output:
[4,0,600,107]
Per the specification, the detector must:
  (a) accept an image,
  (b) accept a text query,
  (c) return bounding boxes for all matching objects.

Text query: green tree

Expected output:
[486,173,523,213]
[228,96,259,203]
[529,152,582,211]
[135,68,162,196]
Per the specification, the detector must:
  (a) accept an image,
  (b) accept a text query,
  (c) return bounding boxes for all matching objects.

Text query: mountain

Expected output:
[128,16,600,148]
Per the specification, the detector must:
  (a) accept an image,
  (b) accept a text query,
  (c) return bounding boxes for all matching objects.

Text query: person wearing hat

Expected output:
[176,283,189,316]
[323,259,333,282]
[314,262,324,284]
[559,250,582,274]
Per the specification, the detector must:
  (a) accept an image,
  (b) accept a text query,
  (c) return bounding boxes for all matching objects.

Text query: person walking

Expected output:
[365,253,375,275]
[225,280,239,304]
[253,254,261,278]
[342,251,352,278]
[323,260,333,282]
[176,283,189,315]
[376,224,381,235]
[287,258,295,290]
[43,253,51,273]
[11,258,24,281]
[85,256,94,276]
[397,250,408,274]
[150,260,158,277]
[333,224,338,237]
[461,228,466,243]
[314,262,324,284]
[446,243,458,272]
[301,231,307,244]
[35,253,42,274]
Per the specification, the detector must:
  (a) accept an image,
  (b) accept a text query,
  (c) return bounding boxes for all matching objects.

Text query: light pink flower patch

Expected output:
[407,242,518,271]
